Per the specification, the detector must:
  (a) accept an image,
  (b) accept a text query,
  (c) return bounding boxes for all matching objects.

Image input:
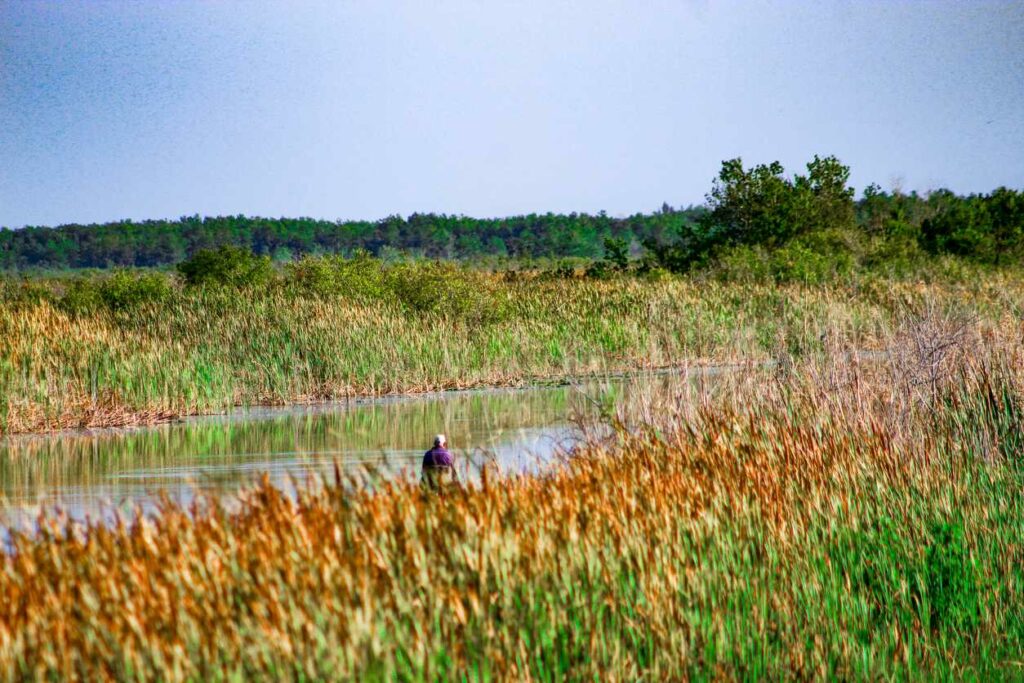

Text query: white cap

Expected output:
[434,434,446,447]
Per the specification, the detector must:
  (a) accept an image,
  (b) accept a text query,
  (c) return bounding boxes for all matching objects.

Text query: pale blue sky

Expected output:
[1,1,1021,227]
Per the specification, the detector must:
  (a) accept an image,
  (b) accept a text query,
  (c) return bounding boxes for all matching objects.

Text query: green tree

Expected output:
[705,158,793,248]
[603,237,630,271]
[921,191,991,260]
[647,155,856,272]
[794,154,856,233]
[988,187,1024,265]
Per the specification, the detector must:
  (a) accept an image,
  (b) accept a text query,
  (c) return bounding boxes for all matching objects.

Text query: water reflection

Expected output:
[0,371,696,531]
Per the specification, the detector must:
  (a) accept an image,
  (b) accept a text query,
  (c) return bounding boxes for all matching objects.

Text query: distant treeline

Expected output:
[2,156,1021,271]
[0,209,703,269]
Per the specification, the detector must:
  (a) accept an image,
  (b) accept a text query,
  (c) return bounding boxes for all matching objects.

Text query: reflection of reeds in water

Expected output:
[0,372,700,522]
[2,318,1023,679]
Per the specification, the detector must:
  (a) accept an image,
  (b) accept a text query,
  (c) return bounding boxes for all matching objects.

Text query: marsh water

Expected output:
[0,371,706,533]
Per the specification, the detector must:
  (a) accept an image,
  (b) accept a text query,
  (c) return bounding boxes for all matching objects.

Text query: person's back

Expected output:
[422,434,456,490]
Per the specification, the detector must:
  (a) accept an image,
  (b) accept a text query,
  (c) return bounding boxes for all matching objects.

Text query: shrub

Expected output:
[58,278,104,315]
[542,260,581,280]
[337,252,392,303]
[389,261,500,322]
[768,241,842,285]
[639,266,672,282]
[284,255,343,297]
[285,251,392,303]
[711,232,857,285]
[603,237,630,271]
[711,245,773,284]
[98,270,171,311]
[584,260,613,280]
[57,271,172,314]
[287,255,504,320]
[863,216,926,275]
[585,238,631,279]
[177,246,273,288]
[651,155,857,272]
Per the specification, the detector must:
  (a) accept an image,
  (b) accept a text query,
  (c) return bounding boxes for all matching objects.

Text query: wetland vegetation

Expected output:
[6,256,1024,436]
[2,322,1023,679]
[1,156,1022,679]
[2,156,1021,435]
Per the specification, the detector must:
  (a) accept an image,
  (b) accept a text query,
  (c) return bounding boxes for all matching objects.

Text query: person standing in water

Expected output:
[422,434,458,490]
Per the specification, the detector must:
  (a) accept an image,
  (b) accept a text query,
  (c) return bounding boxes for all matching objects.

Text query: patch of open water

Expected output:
[0,369,724,535]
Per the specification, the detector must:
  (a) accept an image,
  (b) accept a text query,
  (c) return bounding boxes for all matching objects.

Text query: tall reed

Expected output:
[1,323,1021,679]
[5,267,1020,436]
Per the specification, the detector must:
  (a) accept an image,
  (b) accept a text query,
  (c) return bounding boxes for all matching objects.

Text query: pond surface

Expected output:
[0,371,703,532]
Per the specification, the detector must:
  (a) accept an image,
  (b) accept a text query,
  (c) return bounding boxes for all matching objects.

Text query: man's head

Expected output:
[434,434,447,448]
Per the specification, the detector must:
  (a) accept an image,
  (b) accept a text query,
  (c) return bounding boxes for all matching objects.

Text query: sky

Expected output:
[0,1,1022,228]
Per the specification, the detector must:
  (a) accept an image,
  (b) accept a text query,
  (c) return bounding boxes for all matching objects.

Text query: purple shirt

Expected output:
[423,446,454,469]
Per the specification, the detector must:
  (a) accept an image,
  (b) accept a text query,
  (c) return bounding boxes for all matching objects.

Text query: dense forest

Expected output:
[1,156,1020,271]
[0,207,703,269]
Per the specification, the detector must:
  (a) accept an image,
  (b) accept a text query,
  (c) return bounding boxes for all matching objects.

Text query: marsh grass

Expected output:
[6,262,1023,436]
[1,323,1023,680]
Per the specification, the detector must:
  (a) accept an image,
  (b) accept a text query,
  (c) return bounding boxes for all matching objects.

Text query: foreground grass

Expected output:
[1,327,1022,680]
[3,264,1023,435]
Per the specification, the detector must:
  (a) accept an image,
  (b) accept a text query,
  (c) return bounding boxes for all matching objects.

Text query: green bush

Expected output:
[769,241,843,285]
[584,260,613,280]
[540,260,582,280]
[584,238,632,280]
[58,278,104,315]
[712,232,856,285]
[57,271,172,314]
[638,266,672,282]
[285,251,392,303]
[284,255,339,295]
[389,261,501,322]
[603,237,630,271]
[177,246,273,288]
[712,245,773,284]
[863,216,926,275]
[287,255,505,322]
[98,270,171,311]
